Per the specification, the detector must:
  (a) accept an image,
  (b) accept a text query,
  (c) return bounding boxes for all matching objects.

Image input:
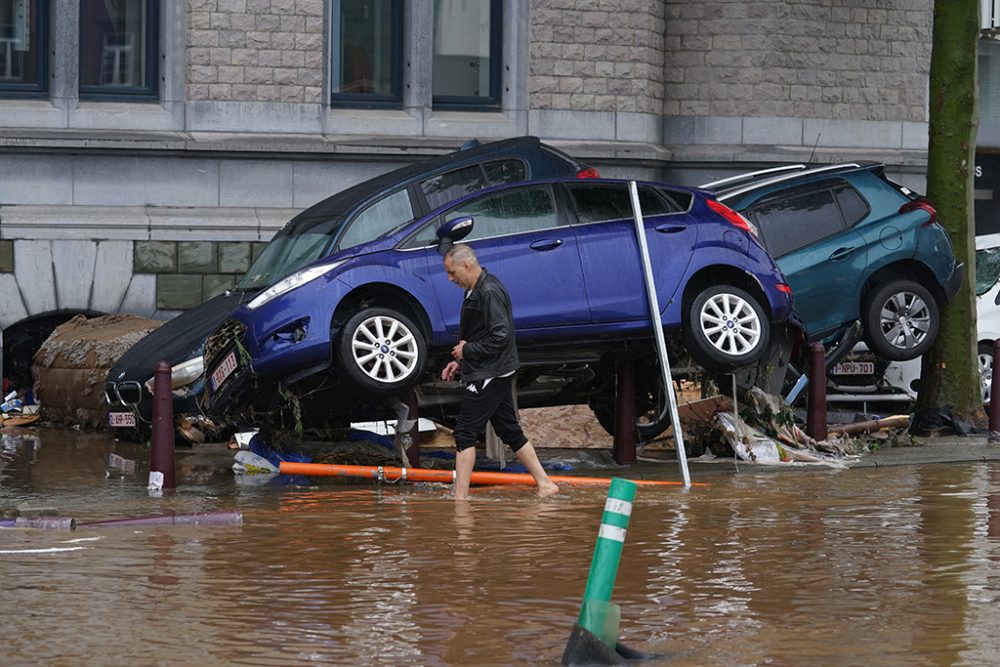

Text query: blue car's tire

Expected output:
[589,364,673,441]
[336,307,427,396]
[862,279,939,361]
[685,285,770,372]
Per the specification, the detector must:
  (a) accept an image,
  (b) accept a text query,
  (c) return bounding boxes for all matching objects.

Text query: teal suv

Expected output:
[704,163,964,361]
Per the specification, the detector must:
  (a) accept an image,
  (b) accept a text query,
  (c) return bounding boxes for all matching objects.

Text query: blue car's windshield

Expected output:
[238,216,343,290]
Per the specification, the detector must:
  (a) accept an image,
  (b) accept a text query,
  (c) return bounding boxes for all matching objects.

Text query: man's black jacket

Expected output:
[458,269,519,382]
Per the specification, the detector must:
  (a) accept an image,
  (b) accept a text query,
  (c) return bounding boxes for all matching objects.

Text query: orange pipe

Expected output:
[278,461,702,487]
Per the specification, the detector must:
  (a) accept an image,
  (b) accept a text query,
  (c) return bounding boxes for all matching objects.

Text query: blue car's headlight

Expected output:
[247,261,346,311]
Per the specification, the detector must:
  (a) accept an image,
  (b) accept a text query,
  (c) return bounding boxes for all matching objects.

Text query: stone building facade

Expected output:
[0,0,990,377]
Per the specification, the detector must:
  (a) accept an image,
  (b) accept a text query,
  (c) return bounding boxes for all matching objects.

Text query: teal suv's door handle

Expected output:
[829,246,857,261]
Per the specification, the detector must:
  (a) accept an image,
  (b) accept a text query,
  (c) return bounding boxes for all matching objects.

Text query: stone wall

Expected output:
[134,241,268,310]
[663,0,932,121]
[529,0,667,114]
[187,0,325,103]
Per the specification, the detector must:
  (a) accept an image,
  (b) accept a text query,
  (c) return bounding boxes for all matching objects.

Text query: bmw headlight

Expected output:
[247,261,346,311]
[144,356,206,395]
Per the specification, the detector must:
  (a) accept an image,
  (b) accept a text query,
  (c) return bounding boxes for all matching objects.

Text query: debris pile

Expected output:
[701,388,910,467]
[32,314,161,428]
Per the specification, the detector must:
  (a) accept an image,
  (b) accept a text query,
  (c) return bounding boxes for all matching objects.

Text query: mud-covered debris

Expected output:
[32,314,161,429]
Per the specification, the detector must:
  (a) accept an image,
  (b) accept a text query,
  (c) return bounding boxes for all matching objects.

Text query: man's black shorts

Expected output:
[452,375,527,452]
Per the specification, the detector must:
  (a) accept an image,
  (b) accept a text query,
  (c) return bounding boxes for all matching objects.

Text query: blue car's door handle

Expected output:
[654,224,686,234]
[529,239,563,251]
[829,246,857,261]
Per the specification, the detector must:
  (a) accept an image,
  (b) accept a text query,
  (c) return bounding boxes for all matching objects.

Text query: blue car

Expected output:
[103,135,593,440]
[203,178,796,431]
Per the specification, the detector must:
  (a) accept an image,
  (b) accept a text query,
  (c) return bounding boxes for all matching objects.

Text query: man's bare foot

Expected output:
[536,482,559,498]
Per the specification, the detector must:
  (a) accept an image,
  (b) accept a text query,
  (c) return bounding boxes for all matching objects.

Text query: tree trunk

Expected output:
[915,0,984,426]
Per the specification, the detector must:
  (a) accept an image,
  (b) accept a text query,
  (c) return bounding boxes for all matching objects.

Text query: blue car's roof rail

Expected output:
[699,164,808,190]
[714,163,864,202]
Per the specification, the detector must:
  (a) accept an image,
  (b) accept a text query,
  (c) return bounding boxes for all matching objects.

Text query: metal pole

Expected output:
[612,358,637,465]
[805,343,828,441]
[627,181,691,487]
[402,389,421,467]
[149,360,176,491]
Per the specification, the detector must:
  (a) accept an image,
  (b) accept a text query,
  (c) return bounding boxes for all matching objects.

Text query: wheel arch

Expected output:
[681,265,772,326]
[862,260,945,307]
[330,283,433,345]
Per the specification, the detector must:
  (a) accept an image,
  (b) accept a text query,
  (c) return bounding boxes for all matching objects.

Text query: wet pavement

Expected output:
[3,426,1000,666]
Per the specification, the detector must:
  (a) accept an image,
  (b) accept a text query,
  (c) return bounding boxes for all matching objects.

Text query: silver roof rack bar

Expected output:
[716,163,863,202]
[699,164,807,189]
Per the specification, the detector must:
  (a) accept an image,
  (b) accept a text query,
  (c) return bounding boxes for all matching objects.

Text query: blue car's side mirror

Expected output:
[436,216,474,255]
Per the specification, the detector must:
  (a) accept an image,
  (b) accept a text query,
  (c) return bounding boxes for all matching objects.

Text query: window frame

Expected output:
[411,157,528,213]
[78,0,160,101]
[330,0,404,109]
[563,182,680,227]
[0,0,49,99]
[400,183,564,249]
[431,0,503,111]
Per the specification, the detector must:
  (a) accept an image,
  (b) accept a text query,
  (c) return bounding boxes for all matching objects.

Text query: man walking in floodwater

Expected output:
[440,244,560,501]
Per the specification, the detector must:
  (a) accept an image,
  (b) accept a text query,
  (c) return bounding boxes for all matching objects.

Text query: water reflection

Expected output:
[5,428,1000,665]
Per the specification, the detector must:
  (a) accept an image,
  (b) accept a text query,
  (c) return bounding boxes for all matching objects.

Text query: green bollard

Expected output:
[578,477,637,648]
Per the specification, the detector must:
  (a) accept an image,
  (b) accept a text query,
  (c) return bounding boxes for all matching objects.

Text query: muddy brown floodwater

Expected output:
[3,427,1000,666]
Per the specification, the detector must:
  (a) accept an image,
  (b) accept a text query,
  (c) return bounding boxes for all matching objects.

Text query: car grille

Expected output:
[114,381,143,404]
[204,319,247,370]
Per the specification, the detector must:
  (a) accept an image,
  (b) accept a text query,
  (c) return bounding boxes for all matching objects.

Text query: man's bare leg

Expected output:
[453,446,476,500]
[514,441,560,497]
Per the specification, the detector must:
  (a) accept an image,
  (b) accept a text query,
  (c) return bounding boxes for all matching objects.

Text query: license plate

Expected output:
[108,411,137,428]
[210,350,238,392]
[831,361,875,375]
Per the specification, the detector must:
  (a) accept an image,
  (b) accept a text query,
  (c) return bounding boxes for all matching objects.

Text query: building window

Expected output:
[331,0,402,108]
[79,0,158,100]
[0,0,48,97]
[432,0,501,110]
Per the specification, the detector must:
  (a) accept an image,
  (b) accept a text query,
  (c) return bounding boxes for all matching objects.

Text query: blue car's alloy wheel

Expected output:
[685,285,770,372]
[337,307,427,395]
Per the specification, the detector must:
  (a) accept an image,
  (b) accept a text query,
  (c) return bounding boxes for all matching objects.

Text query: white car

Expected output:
[827,233,1000,406]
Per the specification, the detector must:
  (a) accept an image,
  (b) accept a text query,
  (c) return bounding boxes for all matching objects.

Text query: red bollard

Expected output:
[149,360,176,490]
[403,388,421,467]
[990,340,1000,443]
[612,359,637,465]
[805,343,828,442]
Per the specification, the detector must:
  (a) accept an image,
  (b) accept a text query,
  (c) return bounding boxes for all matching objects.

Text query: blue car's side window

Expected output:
[566,183,669,224]
[444,185,560,241]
